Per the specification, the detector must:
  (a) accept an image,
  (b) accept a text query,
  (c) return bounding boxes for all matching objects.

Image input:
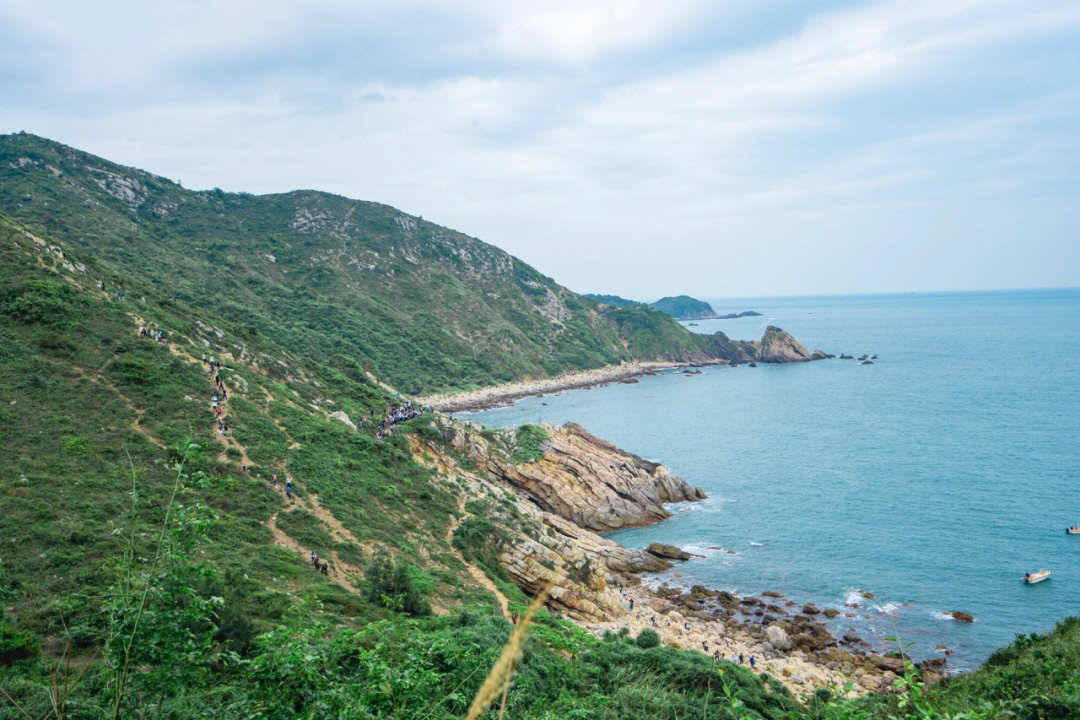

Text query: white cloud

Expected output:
[1,0,1077,296]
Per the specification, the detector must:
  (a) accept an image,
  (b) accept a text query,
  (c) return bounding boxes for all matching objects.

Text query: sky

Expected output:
[1,1,1078,299]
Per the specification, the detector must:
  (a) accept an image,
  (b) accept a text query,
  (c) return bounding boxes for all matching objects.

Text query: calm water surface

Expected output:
[466,290,1080,668]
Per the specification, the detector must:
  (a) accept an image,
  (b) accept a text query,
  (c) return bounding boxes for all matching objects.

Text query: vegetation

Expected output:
[0,133,752,397]
[584,293,641,308]
[651,295,719,320]
[0,133,1076,718]
[511,424,549,464]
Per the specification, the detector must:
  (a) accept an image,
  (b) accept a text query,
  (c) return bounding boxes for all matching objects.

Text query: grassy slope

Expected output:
[1,135,1077,718]
[0,133,747,396]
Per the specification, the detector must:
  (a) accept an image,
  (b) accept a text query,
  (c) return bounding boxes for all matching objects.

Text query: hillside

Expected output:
[2,134,1074,719]
[652,294,719,320]
[584,293,640,307]
[0,134,775,397]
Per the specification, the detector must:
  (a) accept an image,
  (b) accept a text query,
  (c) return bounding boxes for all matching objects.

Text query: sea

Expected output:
[464,289,1080,669]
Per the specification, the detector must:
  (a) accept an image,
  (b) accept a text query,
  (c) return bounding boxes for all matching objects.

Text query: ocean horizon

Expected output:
[467,287,1080,670]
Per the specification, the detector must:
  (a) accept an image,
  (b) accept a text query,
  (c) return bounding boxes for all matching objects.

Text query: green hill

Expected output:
[651,295,718,320]
[0,133,755,397]
[1,134,1076,719]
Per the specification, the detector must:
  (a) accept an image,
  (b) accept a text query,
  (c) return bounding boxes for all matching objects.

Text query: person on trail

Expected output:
[312,553,319,566]
[739,654,744,665]
[272,474,278,485]
[212,394,218,404]
[320,562,328,576]
[750,657,756,670]
[285,485,292,500]
[629,598,634,610]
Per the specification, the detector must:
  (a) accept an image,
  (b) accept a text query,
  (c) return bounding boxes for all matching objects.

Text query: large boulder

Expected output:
[766,624,793,651]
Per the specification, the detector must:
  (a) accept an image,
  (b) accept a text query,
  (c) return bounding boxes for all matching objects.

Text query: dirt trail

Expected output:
[65,364,165,449]
[127,318,498,614]
[267,511,360,593]
[445,507,510,619]
[410,439,511,619]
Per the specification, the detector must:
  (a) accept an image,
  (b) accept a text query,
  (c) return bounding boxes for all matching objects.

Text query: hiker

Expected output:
[310,551,317,565]
[285,485,292,500]
[272,474,278,485]
[321,562,328,576]
[739,654,744,665]
[629,598,634,610]
[750,657,756,670]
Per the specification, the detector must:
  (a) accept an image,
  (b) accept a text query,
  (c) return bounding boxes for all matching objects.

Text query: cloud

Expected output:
[0,0,1077,296]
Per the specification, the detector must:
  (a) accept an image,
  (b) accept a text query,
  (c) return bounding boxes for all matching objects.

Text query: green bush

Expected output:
[636,628,660,649]
[364,553,431,617]
[0,620,37,666]
[512,424,549,463]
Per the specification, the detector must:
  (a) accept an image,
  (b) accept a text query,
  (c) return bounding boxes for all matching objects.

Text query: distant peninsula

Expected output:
[586,293,762,322]
[650,295,719,320]
[715,310,763,320]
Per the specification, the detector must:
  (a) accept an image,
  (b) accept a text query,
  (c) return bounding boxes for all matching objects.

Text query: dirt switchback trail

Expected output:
[446,501,511,620]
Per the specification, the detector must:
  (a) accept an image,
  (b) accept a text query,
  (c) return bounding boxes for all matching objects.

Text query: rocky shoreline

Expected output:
[418,359,724,413]
[410,417,937,699]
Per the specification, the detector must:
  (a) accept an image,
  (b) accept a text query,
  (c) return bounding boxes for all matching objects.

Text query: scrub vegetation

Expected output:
[0,134,1077,719]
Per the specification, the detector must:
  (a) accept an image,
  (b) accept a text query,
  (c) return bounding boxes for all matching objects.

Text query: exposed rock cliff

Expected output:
[756,325,814,363]
[443,420,705,531]
[410,431,670,621]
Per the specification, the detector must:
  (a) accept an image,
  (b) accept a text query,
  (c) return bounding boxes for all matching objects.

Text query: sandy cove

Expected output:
[418,359,724,413]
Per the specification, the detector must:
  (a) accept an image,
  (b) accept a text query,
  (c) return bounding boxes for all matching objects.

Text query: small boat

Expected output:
[1023,569,1051,584]
[1067,526,1080,535]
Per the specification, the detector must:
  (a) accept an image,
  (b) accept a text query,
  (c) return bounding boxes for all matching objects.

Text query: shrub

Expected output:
[512,424,549,463]
[364,553,431,617]
[0,621,37,666]
[636,628,660,649]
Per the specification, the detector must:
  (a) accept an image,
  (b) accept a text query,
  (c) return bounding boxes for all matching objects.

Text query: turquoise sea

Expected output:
[466,289,1080,669]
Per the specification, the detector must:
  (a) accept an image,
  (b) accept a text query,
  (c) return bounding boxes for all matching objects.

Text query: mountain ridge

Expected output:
[0,133,818,398]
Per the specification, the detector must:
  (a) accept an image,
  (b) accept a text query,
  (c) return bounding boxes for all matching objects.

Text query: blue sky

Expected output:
[2,1,1077,298]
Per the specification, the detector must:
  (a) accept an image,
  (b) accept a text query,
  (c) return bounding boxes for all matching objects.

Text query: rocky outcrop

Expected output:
[646,543,692,561]
[328,410,355,430]
[442,419,706,532]
[756,326,815,363]
[410,432,670,621]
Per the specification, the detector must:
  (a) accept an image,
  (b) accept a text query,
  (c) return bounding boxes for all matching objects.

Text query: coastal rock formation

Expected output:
[410,431,669,621]
[646,542,692,561]
[756,326,814,363]
[410,420,911,696]
[442,419,706,532]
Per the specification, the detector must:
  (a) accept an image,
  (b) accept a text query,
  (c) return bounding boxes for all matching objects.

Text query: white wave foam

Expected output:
[749,541,764,547]
[878,602,902,615]
[929,610,952,621]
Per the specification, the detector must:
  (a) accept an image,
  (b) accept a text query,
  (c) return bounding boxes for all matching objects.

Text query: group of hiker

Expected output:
[138,326,168,346]
[375,400,422,439]
[200,355,235,437]
[271,473,294,500]
[619,588,758,669]
[310,551,329,576]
